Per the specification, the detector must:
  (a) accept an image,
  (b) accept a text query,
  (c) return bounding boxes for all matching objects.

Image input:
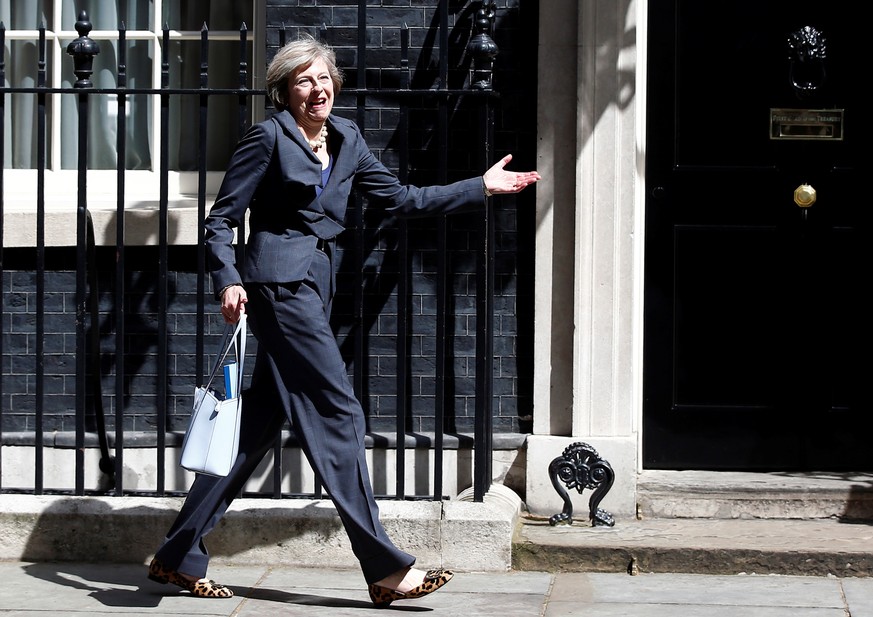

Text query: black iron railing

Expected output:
[0,4,498,502]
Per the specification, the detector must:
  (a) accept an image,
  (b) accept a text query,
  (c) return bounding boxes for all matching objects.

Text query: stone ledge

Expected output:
[0,486,522,572]
[0,431,528,450]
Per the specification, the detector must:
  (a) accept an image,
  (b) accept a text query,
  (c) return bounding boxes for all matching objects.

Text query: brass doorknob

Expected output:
[794,184,816,207]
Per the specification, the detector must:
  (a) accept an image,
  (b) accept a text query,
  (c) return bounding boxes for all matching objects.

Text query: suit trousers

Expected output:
[154,246,415,585]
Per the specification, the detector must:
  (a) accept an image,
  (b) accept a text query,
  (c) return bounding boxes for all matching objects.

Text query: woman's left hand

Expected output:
[482,154,541,195]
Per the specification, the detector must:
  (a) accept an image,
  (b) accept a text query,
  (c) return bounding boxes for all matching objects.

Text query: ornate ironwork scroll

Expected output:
[548,442,615,527]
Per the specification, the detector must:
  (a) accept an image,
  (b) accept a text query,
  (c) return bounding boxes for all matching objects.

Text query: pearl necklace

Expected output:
[306,125,328,151]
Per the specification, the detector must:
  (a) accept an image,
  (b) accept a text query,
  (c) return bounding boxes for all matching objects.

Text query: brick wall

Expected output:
[0,246,230,435]
[0,1,538,437]
[268,1,538,433]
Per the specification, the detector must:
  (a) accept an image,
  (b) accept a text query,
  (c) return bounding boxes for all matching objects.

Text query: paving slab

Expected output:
[0,562,869,616]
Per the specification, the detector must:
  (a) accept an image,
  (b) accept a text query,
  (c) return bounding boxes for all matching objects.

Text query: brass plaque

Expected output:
[770,108,844,140]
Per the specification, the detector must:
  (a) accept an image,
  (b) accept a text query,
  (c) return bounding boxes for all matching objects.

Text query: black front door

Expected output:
[643,1,872,469]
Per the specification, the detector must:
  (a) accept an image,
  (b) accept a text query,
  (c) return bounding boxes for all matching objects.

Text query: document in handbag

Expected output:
[223,362,238,399]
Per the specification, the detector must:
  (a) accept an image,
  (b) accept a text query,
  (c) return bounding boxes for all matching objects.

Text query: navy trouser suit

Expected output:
[153,110,485,585]
[155,244,414,583]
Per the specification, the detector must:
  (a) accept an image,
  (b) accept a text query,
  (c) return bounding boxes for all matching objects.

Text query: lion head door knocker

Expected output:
[787,25,827,99]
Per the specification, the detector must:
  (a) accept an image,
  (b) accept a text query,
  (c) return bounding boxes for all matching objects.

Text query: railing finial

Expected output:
[66,10,100,88]
[467,2,499,90]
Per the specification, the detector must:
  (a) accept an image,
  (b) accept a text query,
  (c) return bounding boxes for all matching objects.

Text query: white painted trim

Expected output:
[633,0,649,471]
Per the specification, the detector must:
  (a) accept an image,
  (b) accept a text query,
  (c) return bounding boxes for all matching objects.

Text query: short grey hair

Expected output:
[266,33,344,111]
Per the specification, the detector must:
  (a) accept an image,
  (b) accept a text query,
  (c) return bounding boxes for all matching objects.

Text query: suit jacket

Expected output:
[205,110,486,296]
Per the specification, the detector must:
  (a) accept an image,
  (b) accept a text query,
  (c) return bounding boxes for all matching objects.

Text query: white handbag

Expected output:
[180,314,247,477]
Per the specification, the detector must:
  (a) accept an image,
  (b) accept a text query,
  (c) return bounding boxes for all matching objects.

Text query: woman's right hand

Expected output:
[220,285,248,324]
[482,154,541,195]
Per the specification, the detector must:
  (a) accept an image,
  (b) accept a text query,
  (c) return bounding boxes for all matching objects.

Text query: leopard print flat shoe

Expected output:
[368,568,453,608]
[147,558,234,598]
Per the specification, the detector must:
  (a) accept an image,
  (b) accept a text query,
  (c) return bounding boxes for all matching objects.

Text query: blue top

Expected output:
[315,156,333,197]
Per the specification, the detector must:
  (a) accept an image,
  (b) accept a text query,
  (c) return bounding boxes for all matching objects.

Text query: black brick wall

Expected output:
[0,0,537,437]
[1,246,230,435]
[267,1,538,434]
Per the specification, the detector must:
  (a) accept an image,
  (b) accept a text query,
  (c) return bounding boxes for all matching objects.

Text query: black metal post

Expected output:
[197,22,209,388]
[67,10,100,495]
[473,100,495,501]
[34,24,47,495]
[353,4,369,500]
[434,0,450,502]
[396,24,411,499]
[156,24,170,495]
[0,23,6,490]
[468,2,499,501]
[235,23,249,302]
[114,22,128,495]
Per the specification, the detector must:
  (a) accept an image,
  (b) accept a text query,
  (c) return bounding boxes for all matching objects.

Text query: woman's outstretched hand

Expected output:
[482,154,541,195]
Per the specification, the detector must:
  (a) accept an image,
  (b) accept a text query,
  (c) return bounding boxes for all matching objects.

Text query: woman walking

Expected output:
[147,33,539,607]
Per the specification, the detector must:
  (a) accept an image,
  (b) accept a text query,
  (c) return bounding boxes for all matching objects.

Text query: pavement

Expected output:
[2,471,872,615]
[1,513,872,616]
[1,560,872,616]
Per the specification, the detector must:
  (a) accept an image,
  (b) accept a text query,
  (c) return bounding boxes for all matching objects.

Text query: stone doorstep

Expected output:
[0,484,523,573]
[512,516,873,578]
[510,470,873,578]
[636,470,873,520]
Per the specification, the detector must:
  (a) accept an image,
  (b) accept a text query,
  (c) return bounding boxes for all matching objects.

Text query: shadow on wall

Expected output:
[768,471,873,524]
[16,497,345,566]
[842,480,873,523]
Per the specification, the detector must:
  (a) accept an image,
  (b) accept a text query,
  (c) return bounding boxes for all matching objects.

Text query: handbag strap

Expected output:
[203,314,247,393]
